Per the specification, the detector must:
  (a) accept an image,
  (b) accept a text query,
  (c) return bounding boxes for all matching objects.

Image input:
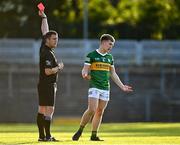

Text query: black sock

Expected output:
[44,116,51,138]
[77,125,84,133]
[91,131,97,138]
[37,113,45,139]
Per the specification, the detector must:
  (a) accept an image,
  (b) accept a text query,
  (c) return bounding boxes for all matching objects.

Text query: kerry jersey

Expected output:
[85,49,114,90]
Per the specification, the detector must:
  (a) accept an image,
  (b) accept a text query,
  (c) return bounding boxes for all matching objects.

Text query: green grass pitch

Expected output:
[0,121,180,145]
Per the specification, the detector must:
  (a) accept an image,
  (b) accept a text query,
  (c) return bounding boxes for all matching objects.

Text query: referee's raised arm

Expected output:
[38,11,49,35]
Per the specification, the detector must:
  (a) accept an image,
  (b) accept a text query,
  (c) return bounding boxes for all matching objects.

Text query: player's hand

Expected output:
[121,85,133,92]
[82,73,91,80]
[58,62,64,71]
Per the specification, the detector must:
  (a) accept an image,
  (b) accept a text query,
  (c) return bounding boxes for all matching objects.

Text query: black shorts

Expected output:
[38,83,57,106]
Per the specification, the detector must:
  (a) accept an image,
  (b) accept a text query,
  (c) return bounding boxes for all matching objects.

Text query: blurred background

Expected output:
[0,0,180,123]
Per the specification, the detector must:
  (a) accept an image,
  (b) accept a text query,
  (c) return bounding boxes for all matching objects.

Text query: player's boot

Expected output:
[46,136,59,142]
[90,136,104,141]
[72,131,82,141]
[38,137,46,142]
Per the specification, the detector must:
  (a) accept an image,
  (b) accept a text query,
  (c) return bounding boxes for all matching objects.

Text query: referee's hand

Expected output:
[38,10,47,18]
[58,62,64,71]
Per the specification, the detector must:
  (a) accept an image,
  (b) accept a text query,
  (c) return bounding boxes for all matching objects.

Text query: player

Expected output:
[72,34,133,141]
[36,10,63,142]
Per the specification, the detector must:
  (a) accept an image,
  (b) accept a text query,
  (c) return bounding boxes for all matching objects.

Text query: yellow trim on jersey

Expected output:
[90,62,111,71]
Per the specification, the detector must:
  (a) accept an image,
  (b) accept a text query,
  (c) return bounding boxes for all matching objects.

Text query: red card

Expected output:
[37,3,45,11]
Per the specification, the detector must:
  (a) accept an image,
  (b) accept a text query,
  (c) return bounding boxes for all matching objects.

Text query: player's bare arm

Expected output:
[82,64,91,80]
[110,66,133,92]
[38,11,49,35]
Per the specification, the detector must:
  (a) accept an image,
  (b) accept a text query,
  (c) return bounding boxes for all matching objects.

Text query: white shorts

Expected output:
[88,88,110,101]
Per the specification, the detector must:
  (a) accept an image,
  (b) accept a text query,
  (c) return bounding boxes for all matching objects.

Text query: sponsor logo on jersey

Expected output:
[91,62,110,71]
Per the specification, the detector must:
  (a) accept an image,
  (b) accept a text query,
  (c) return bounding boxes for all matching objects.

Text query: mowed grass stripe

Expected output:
[0,123,180,144]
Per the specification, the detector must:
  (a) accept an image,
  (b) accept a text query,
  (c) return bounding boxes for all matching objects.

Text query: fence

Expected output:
[0,39,180,65]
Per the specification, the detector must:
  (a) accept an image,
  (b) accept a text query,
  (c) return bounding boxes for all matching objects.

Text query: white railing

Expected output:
[0,39,180,65]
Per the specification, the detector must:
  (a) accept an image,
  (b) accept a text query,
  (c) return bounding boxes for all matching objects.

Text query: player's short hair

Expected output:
[44,30,58,40]
[100,34,115,43]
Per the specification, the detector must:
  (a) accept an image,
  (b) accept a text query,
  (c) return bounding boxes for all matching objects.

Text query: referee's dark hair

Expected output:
[44,30,58,40]
[100,34,115,43]
[40,30,58,53]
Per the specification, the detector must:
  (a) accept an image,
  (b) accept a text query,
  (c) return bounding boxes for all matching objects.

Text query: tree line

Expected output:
[0,0,180,40]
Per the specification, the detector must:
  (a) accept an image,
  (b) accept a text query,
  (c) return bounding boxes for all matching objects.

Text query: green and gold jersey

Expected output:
[85,49,114,90]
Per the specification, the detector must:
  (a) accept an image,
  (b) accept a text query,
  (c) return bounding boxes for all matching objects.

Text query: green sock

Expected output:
[91,131,97,137]
[78,125,84,133]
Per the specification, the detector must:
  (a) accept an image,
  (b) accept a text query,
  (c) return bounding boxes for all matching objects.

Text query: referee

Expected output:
[36,10,63,142]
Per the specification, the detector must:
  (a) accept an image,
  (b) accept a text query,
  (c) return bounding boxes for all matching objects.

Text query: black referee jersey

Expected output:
[39,37,59,84]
